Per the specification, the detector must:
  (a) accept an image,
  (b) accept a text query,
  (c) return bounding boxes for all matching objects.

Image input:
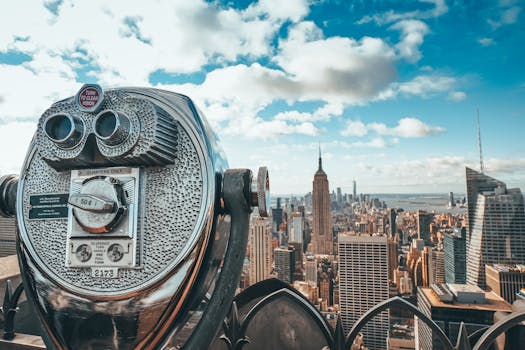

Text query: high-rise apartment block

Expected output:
[274,246,295,284]
[289,213,304,244]
[416,285,511,350]
[465,168,525,289]
[249,217,273,285]
[444,228,466,284]
[417,210,432,245]
[422,247,445,286]
[305,259,318,285]
[339,233,390,350]
[310,148,333,255]
[486,264,525,304]
[389,208,397,239]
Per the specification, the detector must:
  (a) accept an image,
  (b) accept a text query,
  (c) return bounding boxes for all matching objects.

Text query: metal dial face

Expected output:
[70,176,125,234]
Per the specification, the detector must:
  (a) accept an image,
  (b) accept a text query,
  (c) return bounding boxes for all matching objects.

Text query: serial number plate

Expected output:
[91,267,118,279]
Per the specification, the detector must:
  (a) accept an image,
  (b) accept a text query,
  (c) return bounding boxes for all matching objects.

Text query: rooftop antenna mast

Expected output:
[477,109,485,173]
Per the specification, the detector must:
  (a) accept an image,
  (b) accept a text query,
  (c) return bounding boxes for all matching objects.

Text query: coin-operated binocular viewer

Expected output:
[0,85,269,349]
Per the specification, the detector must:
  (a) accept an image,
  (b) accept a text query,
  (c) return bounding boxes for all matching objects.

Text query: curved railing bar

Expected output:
[472,310,525,350]
[467,325,489,343]
[239,288,334,347]
[345,296,454,350]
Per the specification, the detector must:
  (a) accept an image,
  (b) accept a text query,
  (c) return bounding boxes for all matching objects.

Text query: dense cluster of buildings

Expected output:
[1,149,524,349]
[237,149,525,349]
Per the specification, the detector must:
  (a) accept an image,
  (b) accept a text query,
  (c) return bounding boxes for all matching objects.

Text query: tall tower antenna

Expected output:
[477,109,485,173]
[318,142,323,171]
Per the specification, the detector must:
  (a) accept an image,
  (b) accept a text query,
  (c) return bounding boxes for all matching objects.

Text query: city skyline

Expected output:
[1,1,524,194]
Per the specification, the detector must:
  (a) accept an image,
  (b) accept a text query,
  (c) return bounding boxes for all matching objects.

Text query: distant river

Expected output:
[374,193,467,214]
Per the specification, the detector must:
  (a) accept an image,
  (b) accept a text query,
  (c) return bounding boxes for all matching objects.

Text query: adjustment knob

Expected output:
[250,166,270,217]
[69,176,126,234]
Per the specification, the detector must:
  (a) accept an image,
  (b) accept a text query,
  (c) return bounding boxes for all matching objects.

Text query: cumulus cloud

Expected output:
[478,37,495,46]
[341,120,368,137]
[354,156,525,191]
[378,75,456,100]
[357,0,448,25]
[368,117,445,138]
[390,20,429,63]
[341,117,445,139]
[488,5,521,29]
[0,0,459,144]
[0,121,37,174]
[448,91,467,102]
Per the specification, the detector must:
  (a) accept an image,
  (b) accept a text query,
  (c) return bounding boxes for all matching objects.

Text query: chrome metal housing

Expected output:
[16,87,231,349]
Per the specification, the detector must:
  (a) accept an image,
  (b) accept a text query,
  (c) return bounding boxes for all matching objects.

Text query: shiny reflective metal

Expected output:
[93,110,131,146]
[43,113,85,149]
[11,85,267,350]
[0,174,18,218]
[251,166,270,217]
[1,279,25,341]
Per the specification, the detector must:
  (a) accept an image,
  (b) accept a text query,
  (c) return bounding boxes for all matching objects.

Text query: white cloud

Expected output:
[378,75,456,100]
[357,0,448,25]
[341,120,368,137]
[478,37,495,46]
[274,102,344,123]
[223,118,319,139]
[368,117,445,138]
[448,91,467,102]
[354,156,525,191]
[0,121,37,174]
[0,0,458,144]
[348,137,388,149]
[390,20,429,63]
[488,5,521,29]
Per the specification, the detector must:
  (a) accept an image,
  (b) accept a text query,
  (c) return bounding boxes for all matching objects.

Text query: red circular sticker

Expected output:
[78,87,100,109]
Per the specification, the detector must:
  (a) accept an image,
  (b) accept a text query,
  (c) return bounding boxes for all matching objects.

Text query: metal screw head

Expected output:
[251,166,270,217]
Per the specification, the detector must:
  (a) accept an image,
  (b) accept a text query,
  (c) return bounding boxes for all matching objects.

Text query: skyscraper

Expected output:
[486,264,525,304]
[274,246,295,284]
[289,212,304,244]
[249,217,273,285]
[466,167,525,289]
[444,228,466,284]
[389,208,397,238]
[339,233,390,350]
[417,210,432,245]
[305,259,318,285]
[352,179,357,199]
[271,197,283,234]
[310,146,332,255]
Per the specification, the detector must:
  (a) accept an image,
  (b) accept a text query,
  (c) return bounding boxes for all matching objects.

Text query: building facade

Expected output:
[486,264,525,304]
[417,210,432,245]
[249,217,273,285]
[310,148,332,255]
[465,167,525,289]
[444,229,466,284]
[416,286,511,349]
[274,246,295,284]
[339,233,390,350]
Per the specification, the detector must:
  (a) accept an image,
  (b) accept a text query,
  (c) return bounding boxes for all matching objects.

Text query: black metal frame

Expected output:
[1,279,24,340]
[217,280,525,350]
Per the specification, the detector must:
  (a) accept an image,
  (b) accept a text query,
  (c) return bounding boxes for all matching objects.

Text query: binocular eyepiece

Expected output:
[43,113,84,149]
[2,84,269,350]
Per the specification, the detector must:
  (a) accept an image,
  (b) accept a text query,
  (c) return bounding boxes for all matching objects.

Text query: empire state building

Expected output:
[310,147,332,255]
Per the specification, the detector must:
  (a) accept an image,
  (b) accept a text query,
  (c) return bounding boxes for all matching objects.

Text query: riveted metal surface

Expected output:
[20,121,204,294]
[36,90,177,169]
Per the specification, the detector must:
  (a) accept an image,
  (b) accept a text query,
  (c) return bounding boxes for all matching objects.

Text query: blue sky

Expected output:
[0,0,524,194]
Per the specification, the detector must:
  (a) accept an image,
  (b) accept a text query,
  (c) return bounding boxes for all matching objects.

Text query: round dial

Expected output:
[69,176,126,234]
